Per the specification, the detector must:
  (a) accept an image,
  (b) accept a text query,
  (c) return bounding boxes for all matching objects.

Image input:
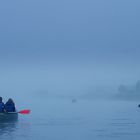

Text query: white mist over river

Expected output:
[0,0,140,139]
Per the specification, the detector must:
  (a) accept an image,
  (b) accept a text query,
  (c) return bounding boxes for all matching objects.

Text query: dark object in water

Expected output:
[0,112,18,123]
[138,104,140,107]
[72,99,77,103]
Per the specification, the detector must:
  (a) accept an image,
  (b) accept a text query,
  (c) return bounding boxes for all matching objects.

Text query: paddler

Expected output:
[5,98,16,112]
[0,97,5,113]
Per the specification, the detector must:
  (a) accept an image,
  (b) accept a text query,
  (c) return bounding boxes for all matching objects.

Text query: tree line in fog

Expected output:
[116,80,140,100]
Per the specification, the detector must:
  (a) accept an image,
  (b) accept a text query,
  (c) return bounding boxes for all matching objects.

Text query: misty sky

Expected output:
[0,0,140,97]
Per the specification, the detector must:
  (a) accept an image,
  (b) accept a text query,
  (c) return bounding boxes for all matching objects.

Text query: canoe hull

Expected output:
[0,112,18,122]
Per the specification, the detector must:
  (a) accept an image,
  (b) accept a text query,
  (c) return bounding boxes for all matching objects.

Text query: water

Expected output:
[0,99,140,140]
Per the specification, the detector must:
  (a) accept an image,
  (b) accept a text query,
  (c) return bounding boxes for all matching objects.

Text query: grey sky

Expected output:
[0,0,140,96]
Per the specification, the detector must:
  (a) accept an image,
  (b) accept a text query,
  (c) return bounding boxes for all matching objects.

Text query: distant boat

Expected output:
[72,99,77,103]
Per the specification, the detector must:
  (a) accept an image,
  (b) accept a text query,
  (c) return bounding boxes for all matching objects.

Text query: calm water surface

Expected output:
[0,99,140,140]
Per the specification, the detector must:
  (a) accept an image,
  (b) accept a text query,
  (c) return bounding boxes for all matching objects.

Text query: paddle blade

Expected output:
[18,110,31,114]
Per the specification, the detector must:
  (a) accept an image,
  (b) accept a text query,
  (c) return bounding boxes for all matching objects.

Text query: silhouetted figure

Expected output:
[138,104,140,108]
[0,97,5,113]
[5,98,16,112]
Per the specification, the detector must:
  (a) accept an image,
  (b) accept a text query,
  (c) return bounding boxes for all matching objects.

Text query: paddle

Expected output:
[18,110,31,114]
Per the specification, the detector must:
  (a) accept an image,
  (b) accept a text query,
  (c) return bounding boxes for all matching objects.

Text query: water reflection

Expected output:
[0,117,18,136]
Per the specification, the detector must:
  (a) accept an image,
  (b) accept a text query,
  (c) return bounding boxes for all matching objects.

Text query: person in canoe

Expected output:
[5,98,16,112]
[0,97,5,113]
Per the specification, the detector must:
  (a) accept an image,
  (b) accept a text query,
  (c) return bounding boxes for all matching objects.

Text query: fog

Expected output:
[0,0,140,100]
[1,1,140,140]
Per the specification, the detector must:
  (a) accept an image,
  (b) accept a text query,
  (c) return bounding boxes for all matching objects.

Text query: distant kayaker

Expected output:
[0,97,5,113]
[5,98,16,112]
